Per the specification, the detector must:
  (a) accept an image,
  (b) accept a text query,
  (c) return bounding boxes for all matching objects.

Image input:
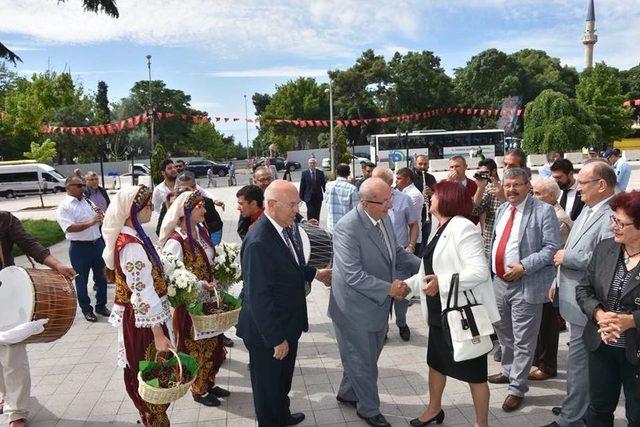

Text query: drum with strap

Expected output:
[299,222,333,269]
[0,266,77,344]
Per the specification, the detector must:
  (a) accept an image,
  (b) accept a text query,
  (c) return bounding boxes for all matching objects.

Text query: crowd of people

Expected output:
[0,148,639,427]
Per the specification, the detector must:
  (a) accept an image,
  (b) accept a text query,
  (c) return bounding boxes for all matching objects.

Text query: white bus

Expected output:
[0,161,67,198]
[370,129,505,168]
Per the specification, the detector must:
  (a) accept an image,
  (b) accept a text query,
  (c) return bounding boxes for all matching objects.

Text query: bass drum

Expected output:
[299,222,333,269]
[0,266,77,344]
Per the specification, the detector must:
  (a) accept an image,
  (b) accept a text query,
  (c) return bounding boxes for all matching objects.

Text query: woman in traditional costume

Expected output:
[102,185,173,427]
[158,190,229,407]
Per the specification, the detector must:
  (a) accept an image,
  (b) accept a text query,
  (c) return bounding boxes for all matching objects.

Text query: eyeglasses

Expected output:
[364,197,392,206]
[276,201,302,209]
[503,183,526,190]
[611,215,635,229]
[577,178,601,186]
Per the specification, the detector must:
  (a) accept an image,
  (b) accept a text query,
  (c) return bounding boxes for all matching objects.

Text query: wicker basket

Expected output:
[190,286,241,333]
[138,348,196,405]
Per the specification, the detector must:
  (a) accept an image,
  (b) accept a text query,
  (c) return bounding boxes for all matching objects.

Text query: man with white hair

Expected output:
[529,179,573,384]
[299,158,326,221]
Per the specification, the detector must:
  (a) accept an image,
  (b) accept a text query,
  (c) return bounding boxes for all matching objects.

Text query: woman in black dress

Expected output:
[404,180,500,427]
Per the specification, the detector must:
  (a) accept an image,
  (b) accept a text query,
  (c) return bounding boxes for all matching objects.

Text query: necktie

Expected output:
[495,206,517,279]
[559,189,569,210]
[375,222,391,258]
[286,226,304,264]
[282,229,299,264]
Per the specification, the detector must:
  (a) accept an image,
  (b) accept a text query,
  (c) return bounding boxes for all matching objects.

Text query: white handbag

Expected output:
[441,274,495,362]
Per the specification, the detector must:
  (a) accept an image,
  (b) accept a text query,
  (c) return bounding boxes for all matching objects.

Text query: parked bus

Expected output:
[370,129,505,168]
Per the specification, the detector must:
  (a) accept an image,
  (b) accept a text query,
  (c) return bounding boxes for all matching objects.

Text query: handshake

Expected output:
[388,279,410,300]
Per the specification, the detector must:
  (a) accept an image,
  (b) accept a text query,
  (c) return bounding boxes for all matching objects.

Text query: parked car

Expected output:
[0,161,66,198]
[186,160,229,177]
[321,154,369,170]
[252,157,301,172]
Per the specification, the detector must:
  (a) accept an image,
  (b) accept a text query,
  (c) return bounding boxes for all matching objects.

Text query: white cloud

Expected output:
[190,101,221,110]
[207,66,328,78]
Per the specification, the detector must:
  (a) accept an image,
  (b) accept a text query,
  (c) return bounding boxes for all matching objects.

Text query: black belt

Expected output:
[70,238,102,244]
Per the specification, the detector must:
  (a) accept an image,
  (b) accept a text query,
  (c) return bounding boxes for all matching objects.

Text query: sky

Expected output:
[1,0,639,146]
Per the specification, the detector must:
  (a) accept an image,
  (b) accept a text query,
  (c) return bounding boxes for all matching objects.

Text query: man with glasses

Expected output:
[83,171,110,213]
[544,160,616,427]
[56,176,110,322]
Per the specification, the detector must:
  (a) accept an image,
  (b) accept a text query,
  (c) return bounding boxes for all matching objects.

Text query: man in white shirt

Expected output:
[395,167,423,252]
[152,159,178,215]
[56,176,110,322]
[550,158,584,221]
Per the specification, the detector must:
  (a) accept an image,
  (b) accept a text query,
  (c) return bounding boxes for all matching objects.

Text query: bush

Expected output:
[11,219,65,258]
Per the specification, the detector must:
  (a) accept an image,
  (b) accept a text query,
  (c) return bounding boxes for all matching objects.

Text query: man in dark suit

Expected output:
[550,158,585,221]
[237,180,331,427]
[299,158,326,221]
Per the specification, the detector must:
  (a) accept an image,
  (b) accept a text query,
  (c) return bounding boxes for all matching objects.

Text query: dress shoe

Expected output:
[528,369,556,381]
[9,419,28,427]
[409,409,445,426]
[502,394,524,412]
[357,412,391,427]
[551,407,561,416]
[208,385,230,397]
[336,394,357,407]
[222,334,234,347]
[194,394,221,407]
[487,373,510,384]
[83,312,98,322]
[285,412,305,425]
[541,422,560,427]
[95,306,111,317]
[399,325,411,341]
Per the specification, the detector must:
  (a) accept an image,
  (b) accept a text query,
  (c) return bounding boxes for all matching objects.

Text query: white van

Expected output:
[0,161,67,198]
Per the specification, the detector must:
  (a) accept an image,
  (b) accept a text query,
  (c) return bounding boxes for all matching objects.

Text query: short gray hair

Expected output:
[177,171,196,182]
[372,166,394,186]
[503,167,530,183]
[84,171,97,178]
[540,178,561,201]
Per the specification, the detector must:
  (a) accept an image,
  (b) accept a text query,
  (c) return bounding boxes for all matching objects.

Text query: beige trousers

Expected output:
[0,343,30,422]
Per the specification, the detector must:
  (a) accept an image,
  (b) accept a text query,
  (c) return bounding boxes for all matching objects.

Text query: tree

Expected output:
[150,143,167,185]
[95,81,110,124]
[23,138,57,163]
[511,49,579,101]
[523,89,600,154]
[619,63,640,100]
[252,93,272,116]
[1,0,119,64]
[576,63,631,146]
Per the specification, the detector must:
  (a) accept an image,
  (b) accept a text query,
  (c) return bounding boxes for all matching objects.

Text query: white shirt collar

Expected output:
[264,212,285,236]
[121,225,138,237]
[336,177,348,182]
[509,196,529,212]
[589,195,614,214]
[363,209,381,227]
[402,183,417,193]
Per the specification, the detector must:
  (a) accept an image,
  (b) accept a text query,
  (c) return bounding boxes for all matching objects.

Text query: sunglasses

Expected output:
[68,183,86,188]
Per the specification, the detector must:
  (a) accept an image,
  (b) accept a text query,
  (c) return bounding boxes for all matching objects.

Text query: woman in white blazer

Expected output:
[404,180,499,427]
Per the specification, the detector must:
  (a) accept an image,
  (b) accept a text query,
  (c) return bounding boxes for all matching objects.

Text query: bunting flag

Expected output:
[0,98,638,137]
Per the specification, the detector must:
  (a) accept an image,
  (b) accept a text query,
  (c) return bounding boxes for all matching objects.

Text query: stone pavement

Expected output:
[3,164,637,426]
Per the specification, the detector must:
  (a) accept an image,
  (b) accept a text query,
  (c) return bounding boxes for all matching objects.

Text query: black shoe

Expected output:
[222,334,234,347]
[551,407,561,416]
[409,410,445,426]
[285,412,305,425]
[84,312,97,322]
[208,386,230,397]
[336,394,357,408]
[194,394,221,407]
[399,325,411,341]
[357,412,391,427]
[95,306,111,317]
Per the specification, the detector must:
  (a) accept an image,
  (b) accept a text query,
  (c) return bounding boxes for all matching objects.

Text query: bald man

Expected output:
[237,180,331,427]
[329,178,420,427]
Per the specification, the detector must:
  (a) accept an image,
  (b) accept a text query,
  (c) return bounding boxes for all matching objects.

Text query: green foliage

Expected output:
[11,220,65,257]
[511,49,579,100]
[151,143,167,185]
[252,93,272,115]
[95,81,110,124]
[523,89,600,154]
[23,138,57,163]
[577,63,632,146]
[620,64,640,99]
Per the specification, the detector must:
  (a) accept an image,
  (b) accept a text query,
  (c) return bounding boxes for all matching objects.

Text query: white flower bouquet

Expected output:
[212,241,242,291]
[161,251,199,309]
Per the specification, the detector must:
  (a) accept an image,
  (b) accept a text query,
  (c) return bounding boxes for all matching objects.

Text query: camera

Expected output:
[473,171,491,181]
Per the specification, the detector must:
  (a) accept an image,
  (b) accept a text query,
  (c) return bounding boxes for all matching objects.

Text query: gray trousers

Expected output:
[393,299,409,328]
[556,323,589,427]
[333,321,386,417]
[0,343,30,422]
[493,277,543,397]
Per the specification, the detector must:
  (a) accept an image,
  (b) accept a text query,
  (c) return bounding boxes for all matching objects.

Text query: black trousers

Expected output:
[587,343,640,426]
[532,302,559,375]
[248,339,299,427]
[306,196,322,221]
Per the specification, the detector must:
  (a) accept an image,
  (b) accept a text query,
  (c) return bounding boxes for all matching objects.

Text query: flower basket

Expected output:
[189,287,242,334]
[137,349,198,405]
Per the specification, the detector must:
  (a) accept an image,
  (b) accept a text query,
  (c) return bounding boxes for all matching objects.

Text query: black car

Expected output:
[186,160,229,177]
[252,157,301,172]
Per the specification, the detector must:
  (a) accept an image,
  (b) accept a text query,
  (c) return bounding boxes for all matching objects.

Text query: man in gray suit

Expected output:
[329,177,421,427]
[542,160,616,427]
[488,168,561,412]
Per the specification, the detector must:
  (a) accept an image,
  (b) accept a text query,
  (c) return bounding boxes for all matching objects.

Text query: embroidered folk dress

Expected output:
[109,226,173,427]
[163,225,227,397]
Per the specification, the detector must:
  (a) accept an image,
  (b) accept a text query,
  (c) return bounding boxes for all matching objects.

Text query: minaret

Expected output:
[582,0,597,68]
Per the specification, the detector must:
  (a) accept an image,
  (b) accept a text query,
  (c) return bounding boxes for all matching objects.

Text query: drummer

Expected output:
[158,190,230,407]
[0,211,76,427]
[101,185,174,427]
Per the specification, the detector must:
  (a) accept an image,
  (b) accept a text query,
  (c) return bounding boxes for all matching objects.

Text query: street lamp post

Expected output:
[405,130,410,168]
[146,55,154,159]
[328,81,334,176]
[99,140,105,187]
[244,94,250,160]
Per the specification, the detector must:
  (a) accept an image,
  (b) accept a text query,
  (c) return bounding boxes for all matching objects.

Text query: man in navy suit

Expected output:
[299,158,326,221]
[237,180,331,427]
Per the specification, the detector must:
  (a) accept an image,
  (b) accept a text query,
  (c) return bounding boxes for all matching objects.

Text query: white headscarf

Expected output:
[102,185,148,270]
[158,190,195,248]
